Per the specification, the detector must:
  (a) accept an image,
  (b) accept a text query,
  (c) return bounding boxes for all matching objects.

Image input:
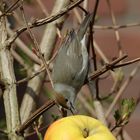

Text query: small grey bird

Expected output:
[52,13,93,110]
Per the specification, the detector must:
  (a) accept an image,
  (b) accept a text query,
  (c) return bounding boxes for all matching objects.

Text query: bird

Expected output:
[52,13,94,111]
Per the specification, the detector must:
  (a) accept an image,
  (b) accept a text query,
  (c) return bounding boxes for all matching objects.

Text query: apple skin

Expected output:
[44,115,116,140]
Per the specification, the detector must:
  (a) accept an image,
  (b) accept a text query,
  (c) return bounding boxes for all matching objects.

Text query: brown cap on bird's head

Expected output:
[54,92,69,109]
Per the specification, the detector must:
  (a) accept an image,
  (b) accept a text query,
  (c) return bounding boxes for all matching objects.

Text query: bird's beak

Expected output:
[68,101,77,114]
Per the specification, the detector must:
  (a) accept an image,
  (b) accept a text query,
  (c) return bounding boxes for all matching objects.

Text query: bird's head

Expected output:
[54,91,76,113]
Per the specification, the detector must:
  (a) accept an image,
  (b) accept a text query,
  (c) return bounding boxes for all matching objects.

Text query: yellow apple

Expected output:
[44,115,116,140]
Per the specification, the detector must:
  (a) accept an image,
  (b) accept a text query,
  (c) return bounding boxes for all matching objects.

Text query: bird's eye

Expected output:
[65,98,68,102]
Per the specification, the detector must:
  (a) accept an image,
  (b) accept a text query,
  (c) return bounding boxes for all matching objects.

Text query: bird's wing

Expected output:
[52,30,83,86]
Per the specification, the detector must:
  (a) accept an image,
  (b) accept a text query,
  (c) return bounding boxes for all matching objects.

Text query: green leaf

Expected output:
[121,98,135,120]
[51,114,59,121]
[114,98,136,127]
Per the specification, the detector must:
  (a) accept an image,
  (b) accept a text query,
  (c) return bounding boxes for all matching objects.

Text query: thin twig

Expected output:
[94,100,107,126]
[0,129,7,136]
[114,57,140,68]
[15,55,140,85]
[36,0,61,38]
[0,0,20,18]
[15,48,61,85]
[33,122,43,140]
[88,54,128,80]
[88,0,100,100]
[73,8,82,23]
[15,54,130,85]
[94,23,140,30]
[7,27,41,65]
[83,0,88,12]
[93,40,115,80]
[11,47,30,71]
[105,63,140,118]
[36,0,49,16]
[20,1,54,87]
[106,0,123,56]
[24,124,49,138]
[113,95,140,139]
[122,130,133,140]
[15,67,45,85]
[77,93,96,117]
[16,100,55,135]
[70,0,88,14]
[7,0,85,46]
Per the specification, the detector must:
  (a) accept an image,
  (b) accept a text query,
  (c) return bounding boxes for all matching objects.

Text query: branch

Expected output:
[16,100,55,135]
[88,54,128,80]
[15,55,140,86]
[0,0,20,19]
[94,22,140,30]
[0,10,24,140]
[105,63,140,118]
[7,0,84,46]
[7,27,41,65]
[106,0,123,56]
[114,57,140,68]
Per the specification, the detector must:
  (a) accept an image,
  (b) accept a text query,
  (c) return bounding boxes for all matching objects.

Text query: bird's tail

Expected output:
[77,12,94,40]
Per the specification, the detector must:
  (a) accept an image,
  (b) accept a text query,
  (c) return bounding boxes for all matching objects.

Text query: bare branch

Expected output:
[0,10,24,140]
[105,63,140,118]
[7,0,84,46]
[88,54,128,80]
[94,23,140,30]
[106,0,123,56]
[16,100,55,135]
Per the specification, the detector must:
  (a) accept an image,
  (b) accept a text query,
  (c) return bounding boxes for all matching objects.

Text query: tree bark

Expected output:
[0,11,24,140]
